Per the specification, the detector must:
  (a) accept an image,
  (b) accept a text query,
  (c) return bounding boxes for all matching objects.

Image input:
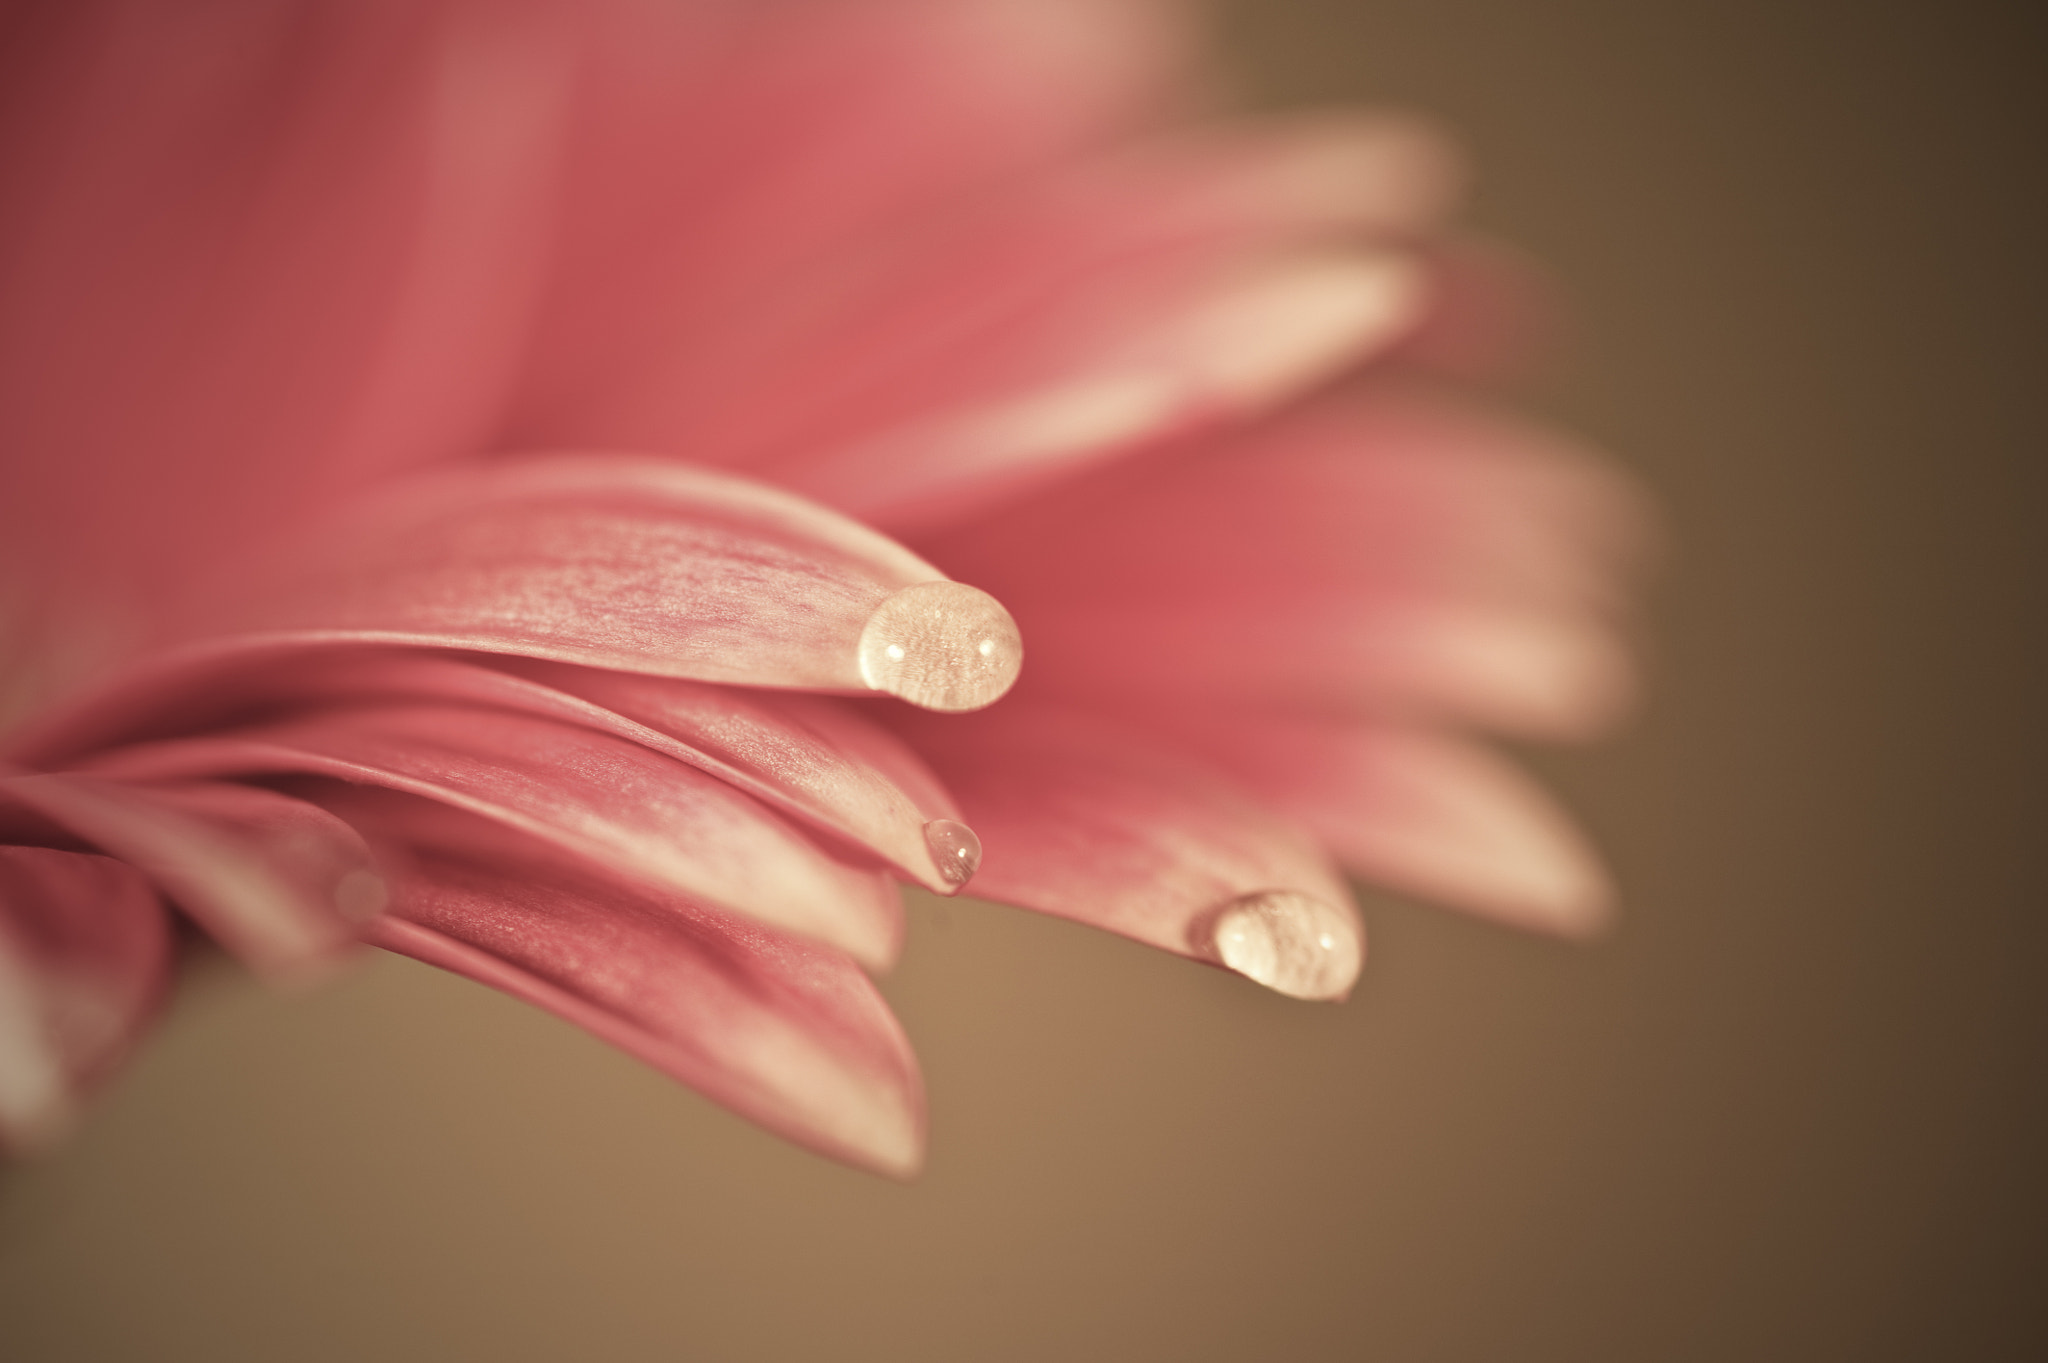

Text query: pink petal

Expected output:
[892,704,1362,1001]
[1385,235,1565,383]
[1151,714,1615,937]
[355,803,924,1177]
[763,249,1426,534]
[24,648,976,895]
[921,383,1652,738]
[82,701,905,970]
[486,659,978,894]
[0,0,575,652]
[4,765,382,978]
[524,111,1454,523]
[0,846,169,1151]
[930,381,1650,613]
[1010,598,1636,742]
[7,458,1027,767]
[1,774,379,981]
[512,0,1186,460]
[187,457,1023,712]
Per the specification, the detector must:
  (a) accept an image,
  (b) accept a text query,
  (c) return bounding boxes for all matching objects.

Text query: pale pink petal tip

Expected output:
[0,962,74,1153]
[1199,890,1363,1001]
[857,581,1022,712]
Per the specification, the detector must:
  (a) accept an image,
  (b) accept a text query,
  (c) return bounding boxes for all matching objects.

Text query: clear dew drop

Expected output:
[921,818,982,889]
[1206,889,1361,1001]
[857,581,1022,713]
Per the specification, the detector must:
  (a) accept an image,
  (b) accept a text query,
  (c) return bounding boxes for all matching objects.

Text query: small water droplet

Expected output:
[922,818,982,889]
[1204,890,1360,1001]
[858,581,1022,712]
[333,869,389,923]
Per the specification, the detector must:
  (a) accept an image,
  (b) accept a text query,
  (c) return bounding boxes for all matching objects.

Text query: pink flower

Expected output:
[0,0,1648,1175]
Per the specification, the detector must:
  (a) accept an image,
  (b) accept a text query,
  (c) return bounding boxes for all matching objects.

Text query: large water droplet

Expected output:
[858,581,1021,712]
[1205,890,1361,1001]
[922,818,982,889]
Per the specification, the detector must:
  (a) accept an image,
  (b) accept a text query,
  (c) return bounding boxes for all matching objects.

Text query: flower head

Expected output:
[0,0,1648,1174]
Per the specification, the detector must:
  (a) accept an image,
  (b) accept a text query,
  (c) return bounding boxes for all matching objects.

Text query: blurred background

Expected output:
[3,0,2043,1358]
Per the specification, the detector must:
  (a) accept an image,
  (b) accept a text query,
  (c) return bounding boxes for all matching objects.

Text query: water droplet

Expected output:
[333,869,389,923]
[922,818,982,889]
[858,581,1022,712]
[1204,890,1361,1001]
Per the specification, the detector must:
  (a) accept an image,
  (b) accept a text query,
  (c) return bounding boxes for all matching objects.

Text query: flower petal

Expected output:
[484,659,977,894]
[0,846,169,1151]
[526,110,1455,526]
[0,774,380,981]
[765,249,1426,534]
[190,457,1023,712]
[0,0,576,651]
[7,457,1027,768]
[512,0,1185,460]
[355,802,925,1178]
[1010,598,1636,741]
[25,648,974,895]
[1149,715,1615,937]
[893,705,1361,1001]
[83,701,905,970]
[921,383,1651,738]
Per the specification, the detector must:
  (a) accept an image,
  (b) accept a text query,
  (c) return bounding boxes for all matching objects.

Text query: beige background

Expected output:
[4,1,2044,1358]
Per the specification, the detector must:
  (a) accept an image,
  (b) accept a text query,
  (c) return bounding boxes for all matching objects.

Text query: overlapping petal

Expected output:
[511,0,1188,463]
[893,704,1361,1001]
[348,798,924,1176]
[530,108,1455,532]
[1,774,378,980]
[1136,712,1615,936]
[0,0,577,660]
[916,382,1649,739]
[83,701,905,970]
[0,846,169,1150]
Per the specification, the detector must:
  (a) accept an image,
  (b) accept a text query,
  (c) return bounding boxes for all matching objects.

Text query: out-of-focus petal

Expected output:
[0,846,169,1151]
[1384,236,1564,382]
[513,0,1187,460]
[524,108,1458,523]
[0,774,379,980]
[928,381,1650,615]
[1148,714,1614,937]
[893,704,1361,1001]
[536,111,1453,527]
[921,383,1651,737]
[764,249,1425,534]
[354,801,925,1177]
[0,0,576,653]
[83,702,905,970]
[1011,598,1635,741]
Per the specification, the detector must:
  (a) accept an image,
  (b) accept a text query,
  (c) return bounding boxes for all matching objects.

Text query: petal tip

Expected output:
[858,582,1022,713]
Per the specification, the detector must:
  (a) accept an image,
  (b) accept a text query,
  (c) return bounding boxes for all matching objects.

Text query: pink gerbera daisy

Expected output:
[0,0,1648,1176]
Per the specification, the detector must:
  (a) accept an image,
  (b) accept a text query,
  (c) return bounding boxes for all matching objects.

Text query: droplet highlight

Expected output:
[858,581,1022,712]
[1205,890,1361,1001]
[921,818,982,890]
